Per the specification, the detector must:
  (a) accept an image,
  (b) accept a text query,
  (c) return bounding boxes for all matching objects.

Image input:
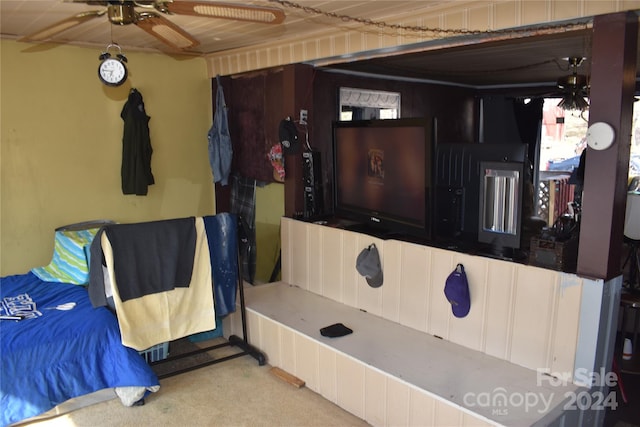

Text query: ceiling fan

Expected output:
[556,56,590,111]
[20,0,286,51]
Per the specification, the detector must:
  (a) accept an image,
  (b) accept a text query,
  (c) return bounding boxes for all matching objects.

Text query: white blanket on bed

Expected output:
[102,217,216,351]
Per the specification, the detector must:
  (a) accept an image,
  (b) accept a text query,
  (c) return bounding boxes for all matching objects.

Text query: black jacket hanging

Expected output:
[121,88,154,195]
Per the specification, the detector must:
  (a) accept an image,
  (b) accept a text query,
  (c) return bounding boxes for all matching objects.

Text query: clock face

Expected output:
[98,58,127,87]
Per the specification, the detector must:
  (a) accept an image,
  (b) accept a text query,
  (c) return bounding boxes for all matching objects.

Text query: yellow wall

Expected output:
[1,40,214,275]
[255,183,284,283]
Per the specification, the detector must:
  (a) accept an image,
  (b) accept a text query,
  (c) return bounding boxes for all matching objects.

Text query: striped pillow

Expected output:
[32,228,100,285]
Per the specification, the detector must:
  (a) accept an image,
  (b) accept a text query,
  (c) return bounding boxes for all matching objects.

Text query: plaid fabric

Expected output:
[230,174,257,284]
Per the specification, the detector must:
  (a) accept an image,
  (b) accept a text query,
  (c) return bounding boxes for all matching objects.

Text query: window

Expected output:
[339,87,400,121]
[537,99,639,225]
[540,98,640,178]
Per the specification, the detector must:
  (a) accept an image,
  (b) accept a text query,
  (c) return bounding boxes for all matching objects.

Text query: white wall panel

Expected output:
[482,261,517,360]
[259,316,281,367]
[385,377,411,426]
[398,242,430,331]
[550,274,583,377]
[462,411,496,427]
[281,220,291,284]
[427,247,456,339]
[279,327,296,376]
[509,265,557,369]
[409,387,436,426]
[364,368,387,426]
[342,231,361,308]
[281,217,585,375]
[307,223,324,295]
[381,240,402,323]
[289,218,309,289]
[434,398,464,426]
[336,353,366,419]
[295,334,319,392]
[322,227,344,302]
[318,344,338,403]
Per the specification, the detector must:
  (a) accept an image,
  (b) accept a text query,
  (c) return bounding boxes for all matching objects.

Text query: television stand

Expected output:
[342,222,391,239]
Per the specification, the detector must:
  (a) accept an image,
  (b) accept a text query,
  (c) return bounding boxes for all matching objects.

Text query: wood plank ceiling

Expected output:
[1,1,639,88]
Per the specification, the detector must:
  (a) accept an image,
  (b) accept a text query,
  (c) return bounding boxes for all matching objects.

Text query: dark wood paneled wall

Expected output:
[216,65,477,218]
[214,65,316,216]
[213,11,637,284]
[310,70,477,215]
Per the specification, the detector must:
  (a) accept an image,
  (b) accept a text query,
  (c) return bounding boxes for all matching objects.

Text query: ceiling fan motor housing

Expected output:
[108,3,137,25]
[557,73,587,91]
[557,56,588,89]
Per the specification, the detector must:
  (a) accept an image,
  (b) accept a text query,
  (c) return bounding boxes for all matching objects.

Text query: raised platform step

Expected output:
[241,281,585,426]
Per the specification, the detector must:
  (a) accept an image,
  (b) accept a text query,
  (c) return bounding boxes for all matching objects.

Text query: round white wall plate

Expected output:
[586,122,615,150]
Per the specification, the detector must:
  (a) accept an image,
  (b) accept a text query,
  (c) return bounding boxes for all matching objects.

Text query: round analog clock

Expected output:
[98,56,128,87]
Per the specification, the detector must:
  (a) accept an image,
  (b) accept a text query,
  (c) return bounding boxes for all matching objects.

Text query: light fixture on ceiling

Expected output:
[20,1,285,52]
[557,57,589,112]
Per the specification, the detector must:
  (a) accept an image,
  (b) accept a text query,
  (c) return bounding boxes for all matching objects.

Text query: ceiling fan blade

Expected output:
[135,12,200,50]
[20,10,106,42]
[164,1,285,24]
[63,0,109,4]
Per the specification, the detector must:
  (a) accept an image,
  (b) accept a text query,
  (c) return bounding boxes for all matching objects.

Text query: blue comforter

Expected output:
[1,272,159,426]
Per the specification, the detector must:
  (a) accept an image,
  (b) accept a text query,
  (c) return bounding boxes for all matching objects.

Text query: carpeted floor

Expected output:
[21,336,640,427]
[20,338,370,427]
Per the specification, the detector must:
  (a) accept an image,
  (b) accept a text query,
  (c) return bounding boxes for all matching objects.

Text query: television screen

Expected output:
[332,118,433,239]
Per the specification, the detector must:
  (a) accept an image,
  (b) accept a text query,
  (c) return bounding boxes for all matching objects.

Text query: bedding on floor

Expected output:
[0,272,160,427]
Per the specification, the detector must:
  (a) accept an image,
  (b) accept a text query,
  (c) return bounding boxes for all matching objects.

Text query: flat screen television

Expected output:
[332,117,433,239]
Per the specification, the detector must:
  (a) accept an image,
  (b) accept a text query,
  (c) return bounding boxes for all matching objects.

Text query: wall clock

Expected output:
[98,45,128,87]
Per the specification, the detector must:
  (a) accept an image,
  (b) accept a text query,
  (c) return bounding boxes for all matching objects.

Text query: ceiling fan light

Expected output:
[193,5,281,23]
[557,93,589,112]
[576,95,590,111]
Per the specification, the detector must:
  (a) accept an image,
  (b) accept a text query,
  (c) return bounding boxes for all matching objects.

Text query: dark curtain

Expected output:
[230,174,257,284]
[512,97,544,173]
[512,97,544,218]
[227,75,273,183]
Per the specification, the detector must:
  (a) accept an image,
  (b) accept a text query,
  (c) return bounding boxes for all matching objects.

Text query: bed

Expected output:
[1,223,160,427]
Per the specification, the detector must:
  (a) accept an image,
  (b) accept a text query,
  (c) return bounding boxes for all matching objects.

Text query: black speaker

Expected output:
[303,151,323,218]
[435,186,465,239]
